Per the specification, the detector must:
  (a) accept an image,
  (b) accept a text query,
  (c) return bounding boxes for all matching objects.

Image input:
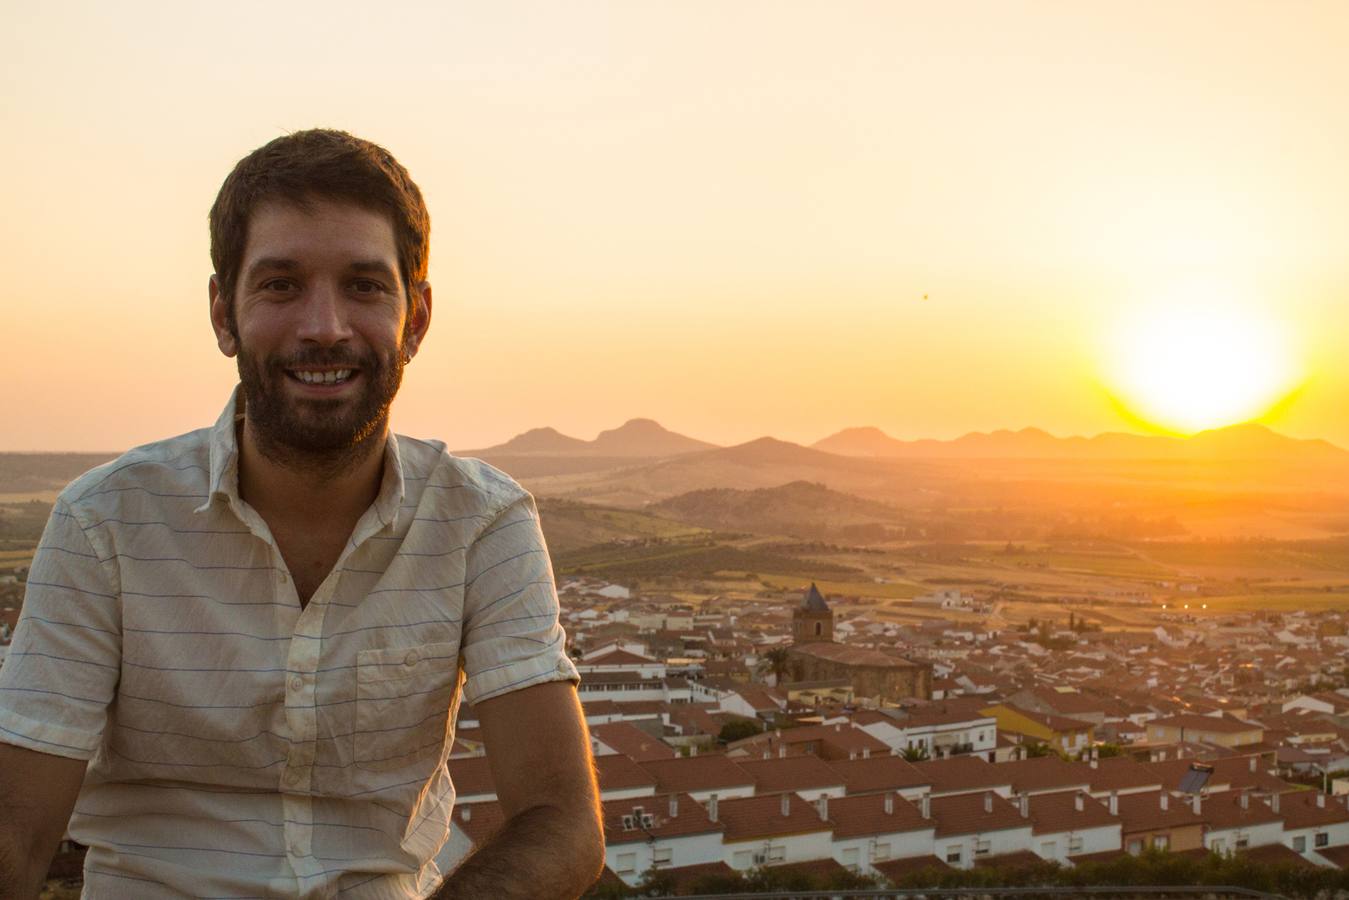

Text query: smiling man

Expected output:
[0,130,604,899]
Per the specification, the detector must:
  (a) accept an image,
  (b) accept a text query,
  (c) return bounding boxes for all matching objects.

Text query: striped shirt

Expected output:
[0,388,579,898]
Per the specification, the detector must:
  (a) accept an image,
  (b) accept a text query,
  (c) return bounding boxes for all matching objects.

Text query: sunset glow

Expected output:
[1102,281,1304,434]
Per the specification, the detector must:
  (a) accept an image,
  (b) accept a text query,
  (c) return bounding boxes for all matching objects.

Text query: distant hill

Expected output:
[650,480,906,539]
[0,453,117,495]
[813,423,1347,462]
[460,419,717,461]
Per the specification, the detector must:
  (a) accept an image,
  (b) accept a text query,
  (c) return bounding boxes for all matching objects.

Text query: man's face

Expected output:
[209,199,430,464]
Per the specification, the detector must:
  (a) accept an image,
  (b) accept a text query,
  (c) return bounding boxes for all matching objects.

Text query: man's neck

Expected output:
[236,418,386,529]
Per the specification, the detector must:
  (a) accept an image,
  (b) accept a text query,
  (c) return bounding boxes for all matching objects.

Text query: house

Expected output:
[1201,790,1284,855]
[1147,714,1263,748]
[826,791,936,874]
[1025,791,1122,864]
[978,703,1095,756]
[1112,790,1205,855]
[717,793,835,871]
[604,794,725,885]
[1272,790,1349,862]
[929,791,1034,869]
[637,755,756,803]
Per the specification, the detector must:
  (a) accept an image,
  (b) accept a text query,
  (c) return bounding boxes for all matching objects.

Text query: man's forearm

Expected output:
[435,804,604,900]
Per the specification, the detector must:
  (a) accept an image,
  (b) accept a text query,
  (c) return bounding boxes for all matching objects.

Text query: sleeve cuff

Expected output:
[0,708,100,761]
[462,653,580,707]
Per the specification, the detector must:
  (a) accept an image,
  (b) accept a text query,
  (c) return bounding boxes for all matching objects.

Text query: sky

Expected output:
[2,1,1347,452]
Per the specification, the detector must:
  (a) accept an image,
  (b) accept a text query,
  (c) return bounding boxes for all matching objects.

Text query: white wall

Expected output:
[1031,825,1120,864]
[608,831,725,886]
[725,831,833,870]
[831,828,936,874]
[936,826,1033,870]
[1205,820,1284,853]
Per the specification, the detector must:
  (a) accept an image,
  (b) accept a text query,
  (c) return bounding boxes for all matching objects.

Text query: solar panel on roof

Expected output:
[1178,763,1214,794]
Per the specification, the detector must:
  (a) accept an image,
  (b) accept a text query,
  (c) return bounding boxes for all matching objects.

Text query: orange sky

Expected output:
[2,2,1347,451]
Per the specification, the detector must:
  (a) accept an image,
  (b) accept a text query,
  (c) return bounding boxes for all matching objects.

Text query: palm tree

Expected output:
[756,647,791,685]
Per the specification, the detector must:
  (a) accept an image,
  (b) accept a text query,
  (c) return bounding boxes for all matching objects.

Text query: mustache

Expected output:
[265,347,377,370]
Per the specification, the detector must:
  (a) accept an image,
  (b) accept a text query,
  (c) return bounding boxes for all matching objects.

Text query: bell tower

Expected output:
[792,583,833,644]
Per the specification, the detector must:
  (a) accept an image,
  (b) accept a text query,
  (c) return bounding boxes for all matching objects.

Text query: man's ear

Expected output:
[405,281,432,360]
[209,275,238,358]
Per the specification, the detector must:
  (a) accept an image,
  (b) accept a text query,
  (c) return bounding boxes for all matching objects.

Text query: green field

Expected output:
[757,573,926,600]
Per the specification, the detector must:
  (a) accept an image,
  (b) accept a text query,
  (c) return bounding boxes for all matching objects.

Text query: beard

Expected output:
[235,341,405,475]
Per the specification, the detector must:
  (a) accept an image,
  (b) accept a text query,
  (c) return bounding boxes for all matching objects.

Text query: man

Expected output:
[0,130,604,898]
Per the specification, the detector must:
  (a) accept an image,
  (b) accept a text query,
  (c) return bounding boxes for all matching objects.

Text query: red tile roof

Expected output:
[1084,757,1164,794]
[592,721,678,762]
[930,791,1030,838]
[1270,789,1349,830]
[735,755,846,794]
[825,756,931,794]
[826,792,935,839]
[996,757,1093,795]
[717,793,833,842]
[602,793,723,846]
[1112,789,1204,834]
[1026,791,1120,836]
[595,753,660,793]
[638,755,756,795]
[912,757,1013,796]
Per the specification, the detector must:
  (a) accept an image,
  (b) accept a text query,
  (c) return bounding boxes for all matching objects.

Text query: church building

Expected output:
[784,583,932,703]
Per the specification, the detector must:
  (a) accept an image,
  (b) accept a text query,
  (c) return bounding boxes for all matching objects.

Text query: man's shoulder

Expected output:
[57,428,212,518]
[395,434,532,516]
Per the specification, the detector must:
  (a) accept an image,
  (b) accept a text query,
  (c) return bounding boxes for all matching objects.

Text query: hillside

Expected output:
[649,481,907,540]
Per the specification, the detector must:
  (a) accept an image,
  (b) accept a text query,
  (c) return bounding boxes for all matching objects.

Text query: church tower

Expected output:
[792,583,834,644]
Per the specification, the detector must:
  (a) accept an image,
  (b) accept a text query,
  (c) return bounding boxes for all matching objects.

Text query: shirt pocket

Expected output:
[353,641,461,774]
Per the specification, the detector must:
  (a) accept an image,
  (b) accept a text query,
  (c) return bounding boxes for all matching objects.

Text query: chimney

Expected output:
[816,795,829,821]
[1239,793,1249,810]
[1192,795,1202,815]
[863,747,871,760]
[1109,792,1118,816]
[778,744,787,759]
[1270,793,1279,814]
[884,793,894,815]
[763,750,771,760]
[461,805,471,822]
[1160,793,1169,811]
[669,796,679,818]
[708,793,719,823]
[1317,793,1326,809]
[835,723,842,733]
[849,749,857,761]
[921,793,932,819]
[1090,756,1098,770]
[690,744,698,757]
[781,794,791,817]
[1249,756,1257,773]
[1074,793,1084,813]
[1021,794,1030,817]
[984,791,993,814]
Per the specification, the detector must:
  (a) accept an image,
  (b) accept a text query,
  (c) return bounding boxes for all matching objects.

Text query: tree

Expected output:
[901,744,931,762]
[718,719,763,744]
[756,646,791,685]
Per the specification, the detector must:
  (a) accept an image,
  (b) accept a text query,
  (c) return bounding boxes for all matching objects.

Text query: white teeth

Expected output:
[295,369,352,385]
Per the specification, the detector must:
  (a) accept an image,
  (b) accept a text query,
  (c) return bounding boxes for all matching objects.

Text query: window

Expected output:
[652,847,672,867]
[1153,835,1169,851]
[733,850,752,869]
[616,852,636,875]
[974,839,991,856]
[1127,839,1143,856]
[768,845,786,862]
[1293,836,1307,853]
[1069,836,1083,853]
[873,842,891,861]
[1212,838,1226,854]
[842,848,860,872]
[1040,840,1057,857]
[1316,833,1329,848]
[1236,837,1249,850]
[946,846,963,864]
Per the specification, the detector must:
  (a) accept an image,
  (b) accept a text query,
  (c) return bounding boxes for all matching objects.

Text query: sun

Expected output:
[1101,280,1304,435]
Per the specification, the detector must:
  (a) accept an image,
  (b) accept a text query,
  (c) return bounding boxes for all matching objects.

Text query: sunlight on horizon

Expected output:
[1100,279,1305,435]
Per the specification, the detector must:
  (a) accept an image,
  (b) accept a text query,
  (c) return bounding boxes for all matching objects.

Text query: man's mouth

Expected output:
[287,368,356,386]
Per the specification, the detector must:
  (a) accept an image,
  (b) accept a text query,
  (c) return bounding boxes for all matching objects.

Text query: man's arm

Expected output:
[436,681,604,900]
[0,743,88,899]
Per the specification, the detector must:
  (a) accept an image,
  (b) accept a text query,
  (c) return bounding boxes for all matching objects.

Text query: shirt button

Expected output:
[278,571,289,584]
[289,676,303,693]
[404,650,420,667]
[284,770,300,786]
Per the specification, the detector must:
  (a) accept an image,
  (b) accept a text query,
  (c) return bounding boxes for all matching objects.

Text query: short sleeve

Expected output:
[459,494,578,706]
[0,500,122,760]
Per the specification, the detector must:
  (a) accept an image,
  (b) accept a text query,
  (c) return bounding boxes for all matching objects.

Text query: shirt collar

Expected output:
[197,385,406,530]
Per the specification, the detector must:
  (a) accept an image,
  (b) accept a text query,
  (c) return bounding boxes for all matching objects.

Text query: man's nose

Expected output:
[295,283,354,344]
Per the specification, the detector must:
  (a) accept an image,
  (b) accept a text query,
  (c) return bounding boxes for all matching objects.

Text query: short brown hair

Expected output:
[209,129,430,313]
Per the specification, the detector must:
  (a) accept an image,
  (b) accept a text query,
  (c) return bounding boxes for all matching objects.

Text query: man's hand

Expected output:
[0,743,87,899]
[436,681,604,900]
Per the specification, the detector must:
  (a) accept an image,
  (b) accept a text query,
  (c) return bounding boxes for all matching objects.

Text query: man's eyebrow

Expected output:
[243,257,300,278]
[348,260,400,281]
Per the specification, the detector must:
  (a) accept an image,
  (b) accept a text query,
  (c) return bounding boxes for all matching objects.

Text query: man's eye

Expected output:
[262,279,296,292]
[352,280,383,294]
